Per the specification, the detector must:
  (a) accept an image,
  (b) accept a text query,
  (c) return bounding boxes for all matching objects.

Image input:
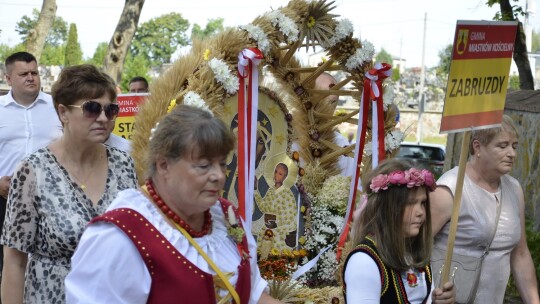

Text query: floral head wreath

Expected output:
[369,168,436,193]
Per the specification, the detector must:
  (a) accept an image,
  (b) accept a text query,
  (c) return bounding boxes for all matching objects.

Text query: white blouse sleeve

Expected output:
[344,251,382,304]
[243,219,268,304]
[65,222,151,304]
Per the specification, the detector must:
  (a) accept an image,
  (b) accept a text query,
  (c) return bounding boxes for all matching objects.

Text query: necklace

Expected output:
[145,179,212,238]
[71,169,94,190]
[61,145,103,190]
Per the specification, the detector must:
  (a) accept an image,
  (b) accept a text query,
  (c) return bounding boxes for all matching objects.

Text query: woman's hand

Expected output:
[0,176,11,199]
[431,281,455,304]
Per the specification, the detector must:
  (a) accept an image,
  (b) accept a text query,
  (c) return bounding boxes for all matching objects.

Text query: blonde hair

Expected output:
[469,114,518,155]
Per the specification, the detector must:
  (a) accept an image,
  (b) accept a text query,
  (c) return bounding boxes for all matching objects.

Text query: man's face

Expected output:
[6,60,41,99]
[129,81,148,93]
[315,73,338,113]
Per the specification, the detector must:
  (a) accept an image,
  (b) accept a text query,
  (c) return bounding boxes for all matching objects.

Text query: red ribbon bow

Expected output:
[336,62,392,261]
[236,48,263,225]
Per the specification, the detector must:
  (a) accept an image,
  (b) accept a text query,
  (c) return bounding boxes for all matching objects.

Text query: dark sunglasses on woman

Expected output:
[69,100,120,121]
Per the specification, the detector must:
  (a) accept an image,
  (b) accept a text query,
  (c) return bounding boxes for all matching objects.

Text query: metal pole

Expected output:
[525,0,531,52]
[416,12,427,143]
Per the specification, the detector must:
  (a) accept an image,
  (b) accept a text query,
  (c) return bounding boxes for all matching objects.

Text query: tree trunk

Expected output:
[513,22,534,90]
[443,133,463,173]
[499,0,534,90]
[103,0,145,84]
[26,0,57,61]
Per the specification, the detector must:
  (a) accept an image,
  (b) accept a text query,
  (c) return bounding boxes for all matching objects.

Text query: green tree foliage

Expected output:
[0,44,25,63]
[191,18,224,40]
[506,220,540,299]
[392,67,400,82]
[64,23,82,67]
[531,29,540,53]
[486,0,534,90]
[436,44,452,75]
[375,48,393,65]
[508,75,520,90]
[487,0,526,20]
[131,13,190,66]
[86,42,108,68]
[15,8,68,47]
[40,45,65,65]
[120,53,151,92]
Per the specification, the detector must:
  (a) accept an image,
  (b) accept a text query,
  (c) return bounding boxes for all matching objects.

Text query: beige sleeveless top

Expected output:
[434,167,521,304]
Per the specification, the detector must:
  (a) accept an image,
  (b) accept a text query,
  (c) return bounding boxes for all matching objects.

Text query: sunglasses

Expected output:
[68,100,120,121]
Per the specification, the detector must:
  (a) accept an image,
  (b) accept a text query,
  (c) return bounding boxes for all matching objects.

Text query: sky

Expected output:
[0,0,539,68]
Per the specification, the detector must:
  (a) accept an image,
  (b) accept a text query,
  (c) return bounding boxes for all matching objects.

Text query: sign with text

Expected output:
[113,93,148,139]
[440,20,517,133]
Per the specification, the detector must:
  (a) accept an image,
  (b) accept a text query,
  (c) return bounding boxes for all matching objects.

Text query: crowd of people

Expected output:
[0,50,538,304]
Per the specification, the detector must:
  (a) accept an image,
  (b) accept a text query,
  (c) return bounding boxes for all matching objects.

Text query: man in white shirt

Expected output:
[315,72,356,177]
[0,52,63,277]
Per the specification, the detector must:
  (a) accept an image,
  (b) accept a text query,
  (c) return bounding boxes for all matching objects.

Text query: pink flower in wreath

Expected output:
[388,170,407,185]
[421,169,436,191]
[406,168,424,188]
[370,174,389,192]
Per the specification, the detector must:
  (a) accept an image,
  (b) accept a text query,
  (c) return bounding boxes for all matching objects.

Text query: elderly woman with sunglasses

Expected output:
[0,64,137,304]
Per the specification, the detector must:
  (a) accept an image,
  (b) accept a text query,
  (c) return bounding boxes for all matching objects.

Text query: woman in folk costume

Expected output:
[66,105,282,303]
[342,158,454,303]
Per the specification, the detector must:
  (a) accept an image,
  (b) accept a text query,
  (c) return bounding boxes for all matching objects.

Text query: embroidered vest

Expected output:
[91,198,251,303]
[342,237,432,304]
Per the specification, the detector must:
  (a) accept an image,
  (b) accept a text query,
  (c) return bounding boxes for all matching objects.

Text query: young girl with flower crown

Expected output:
[341,158,454,304]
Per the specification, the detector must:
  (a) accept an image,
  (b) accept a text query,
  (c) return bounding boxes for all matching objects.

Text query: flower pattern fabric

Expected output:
[253,187,297,251]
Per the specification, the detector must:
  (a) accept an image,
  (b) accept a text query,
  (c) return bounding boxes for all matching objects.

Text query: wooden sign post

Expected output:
[438,20,517,287]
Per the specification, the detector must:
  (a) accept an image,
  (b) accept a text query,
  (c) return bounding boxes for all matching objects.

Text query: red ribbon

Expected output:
[237,48,263,222]
[336,62,392,261]
[366,63,392,164]
[237,70,247,220]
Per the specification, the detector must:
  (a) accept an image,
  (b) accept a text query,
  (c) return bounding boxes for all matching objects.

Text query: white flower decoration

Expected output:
[301,203,344,285]
[208,58,239,94]
[239,24,270,55]
[345,40,375,70]
[385,129,404,151]
[267,10,299,43]
[364,142,373,156]
[183,91,213,116]
[149,122,159,141]
[364,129,404,156]
[321,19,354,48]
[382,85,395,111]
[315,175,351,214]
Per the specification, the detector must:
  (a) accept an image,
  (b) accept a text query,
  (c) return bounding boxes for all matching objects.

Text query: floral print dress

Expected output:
[0,146,137,303]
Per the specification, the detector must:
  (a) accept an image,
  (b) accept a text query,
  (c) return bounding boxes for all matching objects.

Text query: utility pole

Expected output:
[525,0,533,52]
[416,12,427,143]
[399,36,403,86]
